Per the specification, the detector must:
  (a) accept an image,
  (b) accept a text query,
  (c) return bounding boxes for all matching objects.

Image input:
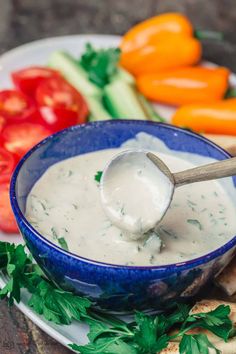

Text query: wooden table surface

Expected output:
[1,0,236,353]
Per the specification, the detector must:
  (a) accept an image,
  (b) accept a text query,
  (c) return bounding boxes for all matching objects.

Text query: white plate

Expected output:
[1,34,236,352]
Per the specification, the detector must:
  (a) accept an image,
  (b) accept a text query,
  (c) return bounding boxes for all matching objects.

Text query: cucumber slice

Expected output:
[103,80,148,120]
[137,94,165,122]
[48,51,101,97]
[86,96,111,121]
[112,67,135,85]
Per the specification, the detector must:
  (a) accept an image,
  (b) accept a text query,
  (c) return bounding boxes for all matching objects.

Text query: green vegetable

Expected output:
[94,171,103,183]
[48,51,101,97]
[187,219,203,230]
[86,96,112,121]
[0,240,233,353]
[104,79,148,119]
[137,93,165,122]
[28,280,90,324]
[133,312,169,352]
[112,66,135,85]
[58,237,69,251]
[80,43,120,88]
[179,333,221,354]
[48,45,166,123]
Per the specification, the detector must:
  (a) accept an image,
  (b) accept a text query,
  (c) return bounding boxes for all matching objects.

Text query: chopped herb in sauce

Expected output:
[51,227,58,240]
[120,205,125,216]
[58,237,69,251]
[187,199,197,211]
[149,255,155,264]
[187,219,203,231]
[94,171,103,183]
[39,201,47,210]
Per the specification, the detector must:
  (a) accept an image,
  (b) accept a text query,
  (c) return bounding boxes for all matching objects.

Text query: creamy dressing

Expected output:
[100,150,173,239]
[25,148,236,266]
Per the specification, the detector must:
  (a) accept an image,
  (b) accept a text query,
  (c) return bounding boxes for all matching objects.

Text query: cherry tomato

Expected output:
[0,116,6,133]
[0,175,18,234]
[39,106,78,133]
[12,66,61,98]
[35,77,88,124]
[0,147,18,178]
[2,122,52,157]
[0,90,38,124]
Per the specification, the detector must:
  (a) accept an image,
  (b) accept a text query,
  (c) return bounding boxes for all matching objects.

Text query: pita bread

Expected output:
[215,258,236,296]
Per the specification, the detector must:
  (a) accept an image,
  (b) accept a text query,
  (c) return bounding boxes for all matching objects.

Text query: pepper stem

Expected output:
[194,30,224,41]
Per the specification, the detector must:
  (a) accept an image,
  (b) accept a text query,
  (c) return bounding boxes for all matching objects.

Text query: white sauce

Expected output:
[100,150,173,239]
[25,148,236,266]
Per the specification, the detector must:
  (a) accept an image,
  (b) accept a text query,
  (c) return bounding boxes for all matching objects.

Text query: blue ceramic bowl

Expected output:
[10,121,236,313]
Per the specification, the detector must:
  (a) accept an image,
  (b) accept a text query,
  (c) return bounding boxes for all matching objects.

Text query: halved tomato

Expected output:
[12,66,61,98]
[0,175,18,234]
[35,76,88,124]
[2,122,52,157]
[0,147,18,178]
[0,90,38,124]
[0,116,6,133]
[39,106,78,133]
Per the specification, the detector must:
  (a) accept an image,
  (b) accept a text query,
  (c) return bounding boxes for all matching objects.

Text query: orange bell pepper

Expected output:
[120,12,223,76]
[137,66,229,106]
[121,13,193,53]
[172,98,236,135]
[120,34,202,76]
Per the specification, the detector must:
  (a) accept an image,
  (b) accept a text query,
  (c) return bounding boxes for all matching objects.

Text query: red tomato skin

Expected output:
[2,122,53,157]
[12,66,61,98]
[39,106,78,133]
[77,99,88,124]
[35,77,89,124]
[0,147,18,179]
[0,90,39,124]
[0,175,18,234]
[0,116,6,133]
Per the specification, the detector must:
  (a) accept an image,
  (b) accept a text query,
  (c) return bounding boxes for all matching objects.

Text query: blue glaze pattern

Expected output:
[10,121,236,313]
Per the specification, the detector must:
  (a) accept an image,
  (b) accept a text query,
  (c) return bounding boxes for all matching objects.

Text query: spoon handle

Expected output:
[173,157,236,187]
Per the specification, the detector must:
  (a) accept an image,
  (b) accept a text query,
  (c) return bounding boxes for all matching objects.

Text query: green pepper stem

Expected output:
[194,30,224,41]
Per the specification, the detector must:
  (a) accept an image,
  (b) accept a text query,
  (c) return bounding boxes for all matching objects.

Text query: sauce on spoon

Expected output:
[100,150,174,239]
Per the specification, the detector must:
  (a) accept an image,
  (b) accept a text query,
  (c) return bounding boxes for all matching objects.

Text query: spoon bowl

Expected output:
[101,149,236,238]
[100,150,174,238]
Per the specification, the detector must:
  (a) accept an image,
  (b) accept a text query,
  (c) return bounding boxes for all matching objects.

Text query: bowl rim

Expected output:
[10,120,236,272]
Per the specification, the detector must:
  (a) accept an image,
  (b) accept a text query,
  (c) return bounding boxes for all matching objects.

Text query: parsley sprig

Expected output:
[0,241,234,353]
[80,43,120,88]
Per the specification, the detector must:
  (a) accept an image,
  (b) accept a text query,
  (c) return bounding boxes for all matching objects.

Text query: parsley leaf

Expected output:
[70,338,138,354]
[28,279,91,325]
[94,171,103,183]
[0,240,235,354]
[0,244,29,305]
[0,242,15,269]
[134,312,169,353]
[179,333,221,354]
[166,303,190,329]
[188,305,233,341]
[87,318,113,342]
[80,43,121,87]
